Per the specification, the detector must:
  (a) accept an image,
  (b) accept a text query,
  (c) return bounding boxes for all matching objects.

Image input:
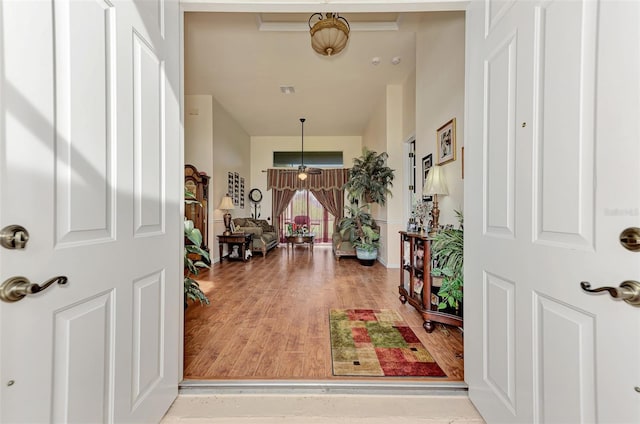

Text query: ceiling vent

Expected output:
[280,86,295,94]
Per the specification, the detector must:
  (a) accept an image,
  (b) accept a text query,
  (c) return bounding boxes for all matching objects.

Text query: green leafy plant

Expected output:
[184,189,210,307]
[343,147,395,206]
[337,204,380,253]
[431,210,463,311]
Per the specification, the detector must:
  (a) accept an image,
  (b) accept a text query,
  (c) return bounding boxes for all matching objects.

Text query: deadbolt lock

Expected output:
[620,227,640,252]
[0,225,29,249]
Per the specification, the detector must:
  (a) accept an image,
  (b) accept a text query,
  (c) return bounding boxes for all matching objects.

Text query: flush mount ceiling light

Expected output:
[308,13,350,57]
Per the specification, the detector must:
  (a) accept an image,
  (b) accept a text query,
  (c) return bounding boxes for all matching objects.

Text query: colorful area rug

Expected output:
[329,308,447,377]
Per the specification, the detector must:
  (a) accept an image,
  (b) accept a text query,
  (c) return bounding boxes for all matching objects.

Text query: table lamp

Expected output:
[218,195,235,235]
[423,165,449,236]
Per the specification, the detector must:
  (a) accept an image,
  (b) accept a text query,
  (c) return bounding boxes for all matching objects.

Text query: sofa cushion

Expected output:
[261,232,278,244]
[241,227,263,237]
[233,217,249,227]
[255,220,274,233]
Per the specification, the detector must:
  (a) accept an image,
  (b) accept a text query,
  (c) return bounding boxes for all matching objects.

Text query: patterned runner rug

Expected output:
[329,308,447,377]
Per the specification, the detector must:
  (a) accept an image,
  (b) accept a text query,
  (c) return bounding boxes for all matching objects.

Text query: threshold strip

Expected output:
[179,379,468,396]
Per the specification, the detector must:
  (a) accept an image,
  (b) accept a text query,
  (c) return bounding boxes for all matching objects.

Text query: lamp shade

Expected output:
[423,165,449,196]
[309,13,350,57]
[218,195,235,211]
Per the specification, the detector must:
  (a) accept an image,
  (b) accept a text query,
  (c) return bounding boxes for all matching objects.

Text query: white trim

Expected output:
[181,1,469,13]
[257,15,400,32]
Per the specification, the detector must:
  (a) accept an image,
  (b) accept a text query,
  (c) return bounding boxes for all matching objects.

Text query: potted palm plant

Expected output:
[184,189,210,308]
[339,148,395,264]
[343,148,395,206]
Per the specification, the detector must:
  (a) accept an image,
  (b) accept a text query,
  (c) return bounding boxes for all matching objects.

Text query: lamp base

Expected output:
[223,212,232,236]
[430,198,441,236]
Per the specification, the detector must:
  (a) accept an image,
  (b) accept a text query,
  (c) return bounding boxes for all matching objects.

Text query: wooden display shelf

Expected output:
[398,231,463,332]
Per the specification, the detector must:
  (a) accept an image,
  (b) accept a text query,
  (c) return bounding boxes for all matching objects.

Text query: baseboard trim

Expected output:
[179,379,468,395]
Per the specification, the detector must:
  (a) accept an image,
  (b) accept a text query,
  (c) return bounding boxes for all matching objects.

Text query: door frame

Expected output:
[178,0,469,389]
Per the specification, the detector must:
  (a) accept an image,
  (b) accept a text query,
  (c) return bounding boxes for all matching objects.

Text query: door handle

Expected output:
[580,280,640,306]
[0,276,68,303]
[0,225,29,249]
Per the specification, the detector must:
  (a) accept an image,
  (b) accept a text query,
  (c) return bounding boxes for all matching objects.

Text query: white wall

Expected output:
[185,95,251,262]
[416,12,466,227]
[361,85,405,268]
[250,135,362,223]
[403,69,417,142]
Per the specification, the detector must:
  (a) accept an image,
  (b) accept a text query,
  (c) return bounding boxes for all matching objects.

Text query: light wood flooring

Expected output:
[183,245,464,381]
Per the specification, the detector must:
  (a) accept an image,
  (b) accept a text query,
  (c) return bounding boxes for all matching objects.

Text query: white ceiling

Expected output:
[184,12,429,137]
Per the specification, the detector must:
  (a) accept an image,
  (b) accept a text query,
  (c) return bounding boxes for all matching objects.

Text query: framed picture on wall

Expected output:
[422,154,433,202]
[436,118,456,165]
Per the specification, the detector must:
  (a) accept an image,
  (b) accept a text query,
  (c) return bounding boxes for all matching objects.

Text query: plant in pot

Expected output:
[339,148,395,264]
[343,148,395,206]
[431,210,463,313]
[338,205,380,266]
[184,189,210,308]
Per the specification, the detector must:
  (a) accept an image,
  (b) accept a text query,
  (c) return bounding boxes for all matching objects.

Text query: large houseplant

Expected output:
[343,148,395,206]
[184,189,210,307]
[339,148,394,264]
[431,210,463,311]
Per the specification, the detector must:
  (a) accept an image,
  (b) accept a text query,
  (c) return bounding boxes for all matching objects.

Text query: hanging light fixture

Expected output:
[308,13,350,57]
[298,118,308,180]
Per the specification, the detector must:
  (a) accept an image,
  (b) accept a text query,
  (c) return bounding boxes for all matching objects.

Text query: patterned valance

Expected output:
[267,168,350,191]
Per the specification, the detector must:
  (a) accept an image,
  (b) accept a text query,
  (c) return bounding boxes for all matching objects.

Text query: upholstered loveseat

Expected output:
[232,218,278,256]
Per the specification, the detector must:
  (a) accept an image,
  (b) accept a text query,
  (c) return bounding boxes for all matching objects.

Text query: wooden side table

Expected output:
[217,233,252,262]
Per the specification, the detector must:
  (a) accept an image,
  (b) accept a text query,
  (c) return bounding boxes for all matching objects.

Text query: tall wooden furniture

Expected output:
[399,231,463,332]
[185,164,210,252]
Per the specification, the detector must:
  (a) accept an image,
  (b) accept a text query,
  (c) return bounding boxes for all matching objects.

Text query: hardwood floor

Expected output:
[184,245,464,381]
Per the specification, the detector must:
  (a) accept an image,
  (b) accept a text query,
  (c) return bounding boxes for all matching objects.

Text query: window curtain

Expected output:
[267,168,349,191]
[309,188,344,230]
[267,168,349,238]
[271,188,296,238]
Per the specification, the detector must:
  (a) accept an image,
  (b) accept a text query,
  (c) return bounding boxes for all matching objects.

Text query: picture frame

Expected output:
[422,154,433,202]
[436,118,456,165]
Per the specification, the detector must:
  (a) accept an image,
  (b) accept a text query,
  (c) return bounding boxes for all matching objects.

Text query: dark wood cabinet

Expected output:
[185,164,210,252]
[399,231,463,332]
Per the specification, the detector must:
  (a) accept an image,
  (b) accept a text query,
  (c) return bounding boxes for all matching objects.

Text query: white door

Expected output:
[0,0,181,422]
[465,0,640,422]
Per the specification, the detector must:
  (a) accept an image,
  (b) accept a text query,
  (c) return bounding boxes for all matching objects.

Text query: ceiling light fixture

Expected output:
[308,13,350,57]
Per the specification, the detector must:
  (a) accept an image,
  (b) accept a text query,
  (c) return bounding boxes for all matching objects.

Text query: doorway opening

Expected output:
[182,9,466,388]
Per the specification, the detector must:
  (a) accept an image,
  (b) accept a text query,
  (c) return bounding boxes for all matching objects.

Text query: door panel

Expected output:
[52,292,114,423]
[54,0,115,245]
[484,33,517,237]
[0,0,180,422]
[133,32,165,237]
[466,0,640,422]
[533,294,596,423]
[533,0,596,248]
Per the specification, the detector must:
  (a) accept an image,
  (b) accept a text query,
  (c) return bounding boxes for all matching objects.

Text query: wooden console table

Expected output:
[217,233,252,262]
[399,231,463,332]
[286,234,315,253]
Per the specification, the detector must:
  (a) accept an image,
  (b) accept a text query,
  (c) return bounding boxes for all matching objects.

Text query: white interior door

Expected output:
[465,0,640,422]
[0,1,181,422]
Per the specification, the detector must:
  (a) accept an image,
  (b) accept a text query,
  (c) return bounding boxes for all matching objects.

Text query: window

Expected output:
[281,190,334,243]
[273,151,343,168]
